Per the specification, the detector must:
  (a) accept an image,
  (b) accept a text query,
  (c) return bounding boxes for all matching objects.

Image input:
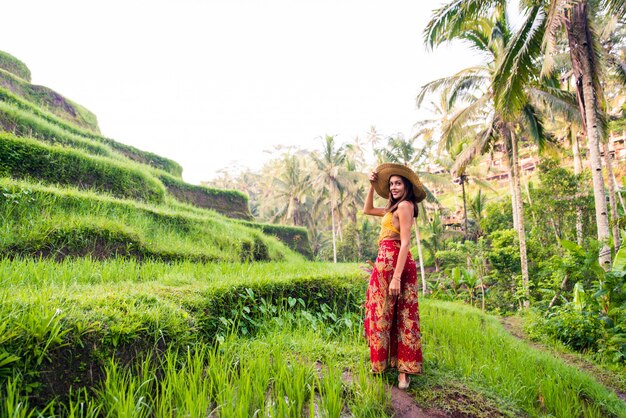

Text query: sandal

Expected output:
[398,375,411,390]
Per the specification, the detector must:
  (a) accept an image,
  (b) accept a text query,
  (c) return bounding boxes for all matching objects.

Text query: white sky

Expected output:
[1,0,505,184]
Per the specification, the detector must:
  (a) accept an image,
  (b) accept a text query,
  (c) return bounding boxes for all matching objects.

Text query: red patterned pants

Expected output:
[364,240,422,374]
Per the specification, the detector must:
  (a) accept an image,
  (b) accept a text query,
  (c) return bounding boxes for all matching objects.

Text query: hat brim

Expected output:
[373,163,427,202]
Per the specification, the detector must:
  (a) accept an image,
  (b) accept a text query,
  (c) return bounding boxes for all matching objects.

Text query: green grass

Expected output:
[0,51,31,82]
[0,315,389,417]
[0,86,183,176]
[0,133,167,203]
[0,177,295,262]
[422,300,626,417]
[0,259,624,417]
[0,67,98,132]
[0,258,367,413]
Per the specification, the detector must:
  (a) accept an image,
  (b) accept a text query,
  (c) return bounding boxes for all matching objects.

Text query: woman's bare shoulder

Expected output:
[397,201,415,211]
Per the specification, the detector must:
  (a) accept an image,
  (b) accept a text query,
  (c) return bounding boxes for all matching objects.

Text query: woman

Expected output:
[363,163,425,389]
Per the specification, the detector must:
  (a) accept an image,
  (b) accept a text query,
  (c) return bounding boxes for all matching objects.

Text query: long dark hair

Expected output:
[384,175,419,218]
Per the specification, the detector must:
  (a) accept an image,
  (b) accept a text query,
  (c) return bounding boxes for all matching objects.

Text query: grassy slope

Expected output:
[0,88,181,176]
[420,301,626,417]
[0,51,31,81]
[1,259,624,417]
[0,85,182,176]
[0,177,295,262]
[0,68,99,133]
[0,52,316,250]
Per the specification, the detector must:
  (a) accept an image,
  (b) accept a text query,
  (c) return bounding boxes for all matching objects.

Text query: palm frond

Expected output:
[469,177,498,193]
[521,104,547,151]
[440,94,492,153]
[416,67,488,107]
[460,18,493,52]
[423,186,440,205]
[601,0,626,20]
[450,121,495,177]
[541,0,571,76]
[424,0,504,49]
[419,171,451,186]
[493,5,545,119]
[528,86,581,122]
[606,53,626,85]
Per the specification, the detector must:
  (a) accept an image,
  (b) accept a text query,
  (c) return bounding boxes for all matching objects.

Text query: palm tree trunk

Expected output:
[603,143,621,250]
[572,128,584,245]
[509,167,519,231]
[461,175,469,239]
[510,127,530,308]
[566,1,611,269]
[614,172,626,213]
[413,218,428,296]
[480,277,485,311]
[330,189,337,263]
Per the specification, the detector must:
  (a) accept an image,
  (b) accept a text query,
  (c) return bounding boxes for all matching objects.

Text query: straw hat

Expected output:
[373,163,426,202]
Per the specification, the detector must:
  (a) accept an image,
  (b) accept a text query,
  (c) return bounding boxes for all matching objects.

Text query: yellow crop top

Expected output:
[379,211,401,241]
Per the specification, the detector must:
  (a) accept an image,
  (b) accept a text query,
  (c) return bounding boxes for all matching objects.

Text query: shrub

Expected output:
[435,248,467,269]
[481,200,513,234]
[536,305,606,351]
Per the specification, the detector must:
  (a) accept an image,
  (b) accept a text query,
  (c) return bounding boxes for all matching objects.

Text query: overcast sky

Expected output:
[1,0,506,184]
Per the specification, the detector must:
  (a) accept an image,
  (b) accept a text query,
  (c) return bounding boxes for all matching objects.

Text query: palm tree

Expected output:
[269,154,311,226]
[311,135,348,263]
[423,0,625,301]
[469,189,488,236]
[422,8,548,307]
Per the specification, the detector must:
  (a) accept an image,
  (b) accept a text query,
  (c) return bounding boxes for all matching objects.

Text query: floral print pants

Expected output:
[364,239,423,374]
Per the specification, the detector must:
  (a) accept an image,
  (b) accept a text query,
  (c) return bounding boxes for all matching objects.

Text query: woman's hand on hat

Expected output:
[369,171,378,184]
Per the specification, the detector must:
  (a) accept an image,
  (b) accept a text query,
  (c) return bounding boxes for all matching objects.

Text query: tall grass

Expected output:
[422,300,626,417]
[1,253,624,417]
[0,178,297,262]
[0,308,389,417]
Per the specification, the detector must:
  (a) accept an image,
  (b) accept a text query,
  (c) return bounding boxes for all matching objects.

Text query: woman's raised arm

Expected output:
[363,171,386,217]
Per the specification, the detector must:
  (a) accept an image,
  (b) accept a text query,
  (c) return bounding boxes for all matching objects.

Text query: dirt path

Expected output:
[500,316,626,403]
[336,367,452,417]
[389,385,450,418]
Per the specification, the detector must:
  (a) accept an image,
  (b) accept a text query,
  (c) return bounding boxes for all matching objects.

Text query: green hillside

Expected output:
[0,51,311,259]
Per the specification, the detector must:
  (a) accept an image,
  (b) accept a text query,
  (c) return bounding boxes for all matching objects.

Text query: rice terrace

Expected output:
[2,0,626,417]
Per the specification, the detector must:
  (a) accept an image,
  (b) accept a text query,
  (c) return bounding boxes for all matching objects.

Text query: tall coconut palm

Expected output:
[269,154,311,226]
[422,8,548,307]
[417,87,496,239]
[425,0,626,268]
[311,135,348,263]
